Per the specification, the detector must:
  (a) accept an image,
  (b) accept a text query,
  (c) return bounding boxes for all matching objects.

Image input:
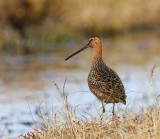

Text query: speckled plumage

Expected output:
[88,57,126,104]
[65,37,126,114]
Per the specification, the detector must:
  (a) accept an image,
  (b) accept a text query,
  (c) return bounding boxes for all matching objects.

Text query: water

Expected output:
[0,31,160,138]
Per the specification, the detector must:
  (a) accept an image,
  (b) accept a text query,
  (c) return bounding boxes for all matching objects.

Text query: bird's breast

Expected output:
[88,69,102,89]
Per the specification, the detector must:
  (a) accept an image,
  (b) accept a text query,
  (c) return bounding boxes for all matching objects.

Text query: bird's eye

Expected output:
[89,38,94,42]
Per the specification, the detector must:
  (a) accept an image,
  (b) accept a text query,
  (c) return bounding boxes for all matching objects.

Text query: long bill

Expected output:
[65,44,89,61]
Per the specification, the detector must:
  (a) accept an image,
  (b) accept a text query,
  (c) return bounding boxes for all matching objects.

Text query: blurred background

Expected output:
[0,0,160,138]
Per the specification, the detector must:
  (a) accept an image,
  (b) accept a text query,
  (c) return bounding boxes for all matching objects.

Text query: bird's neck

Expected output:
[92,46,102,62]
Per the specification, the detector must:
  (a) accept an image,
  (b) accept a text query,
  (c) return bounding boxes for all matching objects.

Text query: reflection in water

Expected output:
[0,31,160,138]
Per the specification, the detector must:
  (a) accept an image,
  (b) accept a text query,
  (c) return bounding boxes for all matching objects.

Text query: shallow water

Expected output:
[0,31,160,138]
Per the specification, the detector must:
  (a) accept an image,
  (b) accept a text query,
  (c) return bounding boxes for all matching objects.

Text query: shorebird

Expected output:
[65,37,126,116]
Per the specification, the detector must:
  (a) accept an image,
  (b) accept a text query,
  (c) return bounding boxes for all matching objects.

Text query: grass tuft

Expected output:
[19,78,160,139]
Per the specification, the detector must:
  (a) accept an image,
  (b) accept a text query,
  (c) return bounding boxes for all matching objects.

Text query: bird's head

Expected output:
[88,37,102,48]
[65,37,101,61]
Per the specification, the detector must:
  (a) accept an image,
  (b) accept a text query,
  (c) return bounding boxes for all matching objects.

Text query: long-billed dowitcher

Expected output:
[65,37,126,116]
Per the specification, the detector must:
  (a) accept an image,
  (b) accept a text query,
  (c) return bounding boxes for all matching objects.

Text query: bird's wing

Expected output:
[88,65,126,104]
[106,68,126,103]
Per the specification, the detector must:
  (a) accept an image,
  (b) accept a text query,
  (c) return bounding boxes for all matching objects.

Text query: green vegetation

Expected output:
[0,0,160,54]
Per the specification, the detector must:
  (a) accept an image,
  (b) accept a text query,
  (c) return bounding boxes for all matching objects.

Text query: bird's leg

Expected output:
[101,100,105,113]
[100,100,105,121]
[112,103,119,122]
[112,103,118,121]
[112,103,115,117]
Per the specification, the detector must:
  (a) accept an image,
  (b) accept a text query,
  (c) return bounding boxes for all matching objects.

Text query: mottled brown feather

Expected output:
[88,58,126,104]
[65,37,126,106]
[87,37,126,105]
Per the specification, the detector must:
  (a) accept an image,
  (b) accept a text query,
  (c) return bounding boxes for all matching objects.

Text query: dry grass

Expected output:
[20,109,160,139]
[19,100,160,139]
[19,79,160,139]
